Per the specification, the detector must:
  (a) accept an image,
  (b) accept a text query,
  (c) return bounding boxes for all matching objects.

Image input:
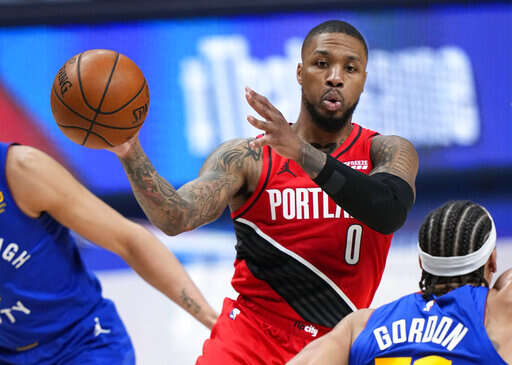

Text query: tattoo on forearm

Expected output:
[181,174,237,222]
[120,146,186,224]
[299,143,327,179]
[120,139,262,233]
[180,289,201,315]
[121,149,172,204]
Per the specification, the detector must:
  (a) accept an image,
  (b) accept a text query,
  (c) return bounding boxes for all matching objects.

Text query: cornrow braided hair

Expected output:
[418,200,492,300]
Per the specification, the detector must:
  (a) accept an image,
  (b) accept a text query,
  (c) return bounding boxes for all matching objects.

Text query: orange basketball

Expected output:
[50,49,150,148]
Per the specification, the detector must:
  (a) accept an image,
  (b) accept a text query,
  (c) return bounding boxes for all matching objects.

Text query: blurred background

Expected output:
[1,0,511,363]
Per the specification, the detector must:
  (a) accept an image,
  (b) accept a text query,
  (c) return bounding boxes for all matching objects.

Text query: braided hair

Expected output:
[418,200,493,299]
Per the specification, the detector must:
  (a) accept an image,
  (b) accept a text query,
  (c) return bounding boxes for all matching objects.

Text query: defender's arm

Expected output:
[6,145,218,328]
[287,309,373,365]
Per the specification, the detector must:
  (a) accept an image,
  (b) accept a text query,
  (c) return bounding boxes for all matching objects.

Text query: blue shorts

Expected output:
[0,299,135,365]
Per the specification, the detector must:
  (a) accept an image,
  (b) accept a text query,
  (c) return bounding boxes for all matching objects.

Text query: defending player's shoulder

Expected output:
[6,144,84,218]
[326,308,374,345]
[5,145,53,216]
[350,308,375,340]
[343,308,374,344]
[6,144,44,172]
[492,270,512,311]
[487,270,512,363]
[493,268,512,291]
[369,134,418,194]
[6,145,70,182]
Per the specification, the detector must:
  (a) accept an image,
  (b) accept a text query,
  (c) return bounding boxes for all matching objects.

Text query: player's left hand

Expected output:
[245,87,304,161]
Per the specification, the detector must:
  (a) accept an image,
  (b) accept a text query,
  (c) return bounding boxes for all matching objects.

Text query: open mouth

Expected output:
[322,98,342,111]
[321,91,343,111]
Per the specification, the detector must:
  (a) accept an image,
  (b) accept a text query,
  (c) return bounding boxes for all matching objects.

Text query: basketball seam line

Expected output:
[56,125,115,147]
[98,79,146,115]
[82,52,120,146]
[52,85,143,129]
[77,52,97,114]
[76,52,146,115]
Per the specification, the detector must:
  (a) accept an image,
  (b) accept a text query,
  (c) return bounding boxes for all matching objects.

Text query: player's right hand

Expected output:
[106,132,141,158]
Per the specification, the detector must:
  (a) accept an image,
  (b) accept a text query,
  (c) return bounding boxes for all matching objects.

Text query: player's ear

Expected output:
[297,63,303,85]
[485,248,498,285]
[418,256,423,270]
[489,248,497,274]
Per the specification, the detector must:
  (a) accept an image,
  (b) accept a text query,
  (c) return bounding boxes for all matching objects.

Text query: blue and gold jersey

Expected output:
[0,143,103,352]
[349,285,506,365]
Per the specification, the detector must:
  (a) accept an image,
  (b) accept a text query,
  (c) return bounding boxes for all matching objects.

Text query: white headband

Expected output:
[418,210,496,277]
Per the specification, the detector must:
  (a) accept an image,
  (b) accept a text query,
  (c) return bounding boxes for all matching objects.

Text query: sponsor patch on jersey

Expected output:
[293,320,318,337]
[344,160,369,170]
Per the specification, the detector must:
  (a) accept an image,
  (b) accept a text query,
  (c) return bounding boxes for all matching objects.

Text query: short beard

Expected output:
[303,95,359,133]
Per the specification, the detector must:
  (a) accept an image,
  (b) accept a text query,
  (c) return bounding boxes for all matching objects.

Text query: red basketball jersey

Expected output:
[230,123,393,328]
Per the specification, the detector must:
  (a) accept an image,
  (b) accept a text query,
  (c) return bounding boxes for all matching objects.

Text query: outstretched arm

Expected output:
[109,137,252,236]
[245,87,418,234]
[287,309,373,365]
[6,145,218,328]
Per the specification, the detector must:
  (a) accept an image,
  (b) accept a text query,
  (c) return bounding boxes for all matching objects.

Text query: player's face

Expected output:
[298,32,367,132]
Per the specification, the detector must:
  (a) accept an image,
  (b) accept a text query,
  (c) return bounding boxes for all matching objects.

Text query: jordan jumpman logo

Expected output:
[277,160,296,177]
[94,317,111,337]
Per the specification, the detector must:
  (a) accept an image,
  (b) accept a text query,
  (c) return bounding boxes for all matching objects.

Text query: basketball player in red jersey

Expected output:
[109,20,419,364]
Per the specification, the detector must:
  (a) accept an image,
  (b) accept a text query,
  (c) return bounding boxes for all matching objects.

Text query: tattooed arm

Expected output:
[244,87,418,233]
[296,135,418,234]
[369,135,418,197]
[305,134,418,234]
[113,137,257,236]
[298,135,418,195]
[243,87,418,193]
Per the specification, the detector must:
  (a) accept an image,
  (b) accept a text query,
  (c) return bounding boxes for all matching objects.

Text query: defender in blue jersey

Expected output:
[0,143,217,364]
[288,200,512,364]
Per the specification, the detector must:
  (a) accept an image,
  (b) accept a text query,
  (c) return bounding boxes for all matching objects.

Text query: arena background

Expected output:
[1,1,511,363]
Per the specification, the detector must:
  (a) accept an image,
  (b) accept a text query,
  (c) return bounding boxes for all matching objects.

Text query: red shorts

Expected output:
[196,296,332,364]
